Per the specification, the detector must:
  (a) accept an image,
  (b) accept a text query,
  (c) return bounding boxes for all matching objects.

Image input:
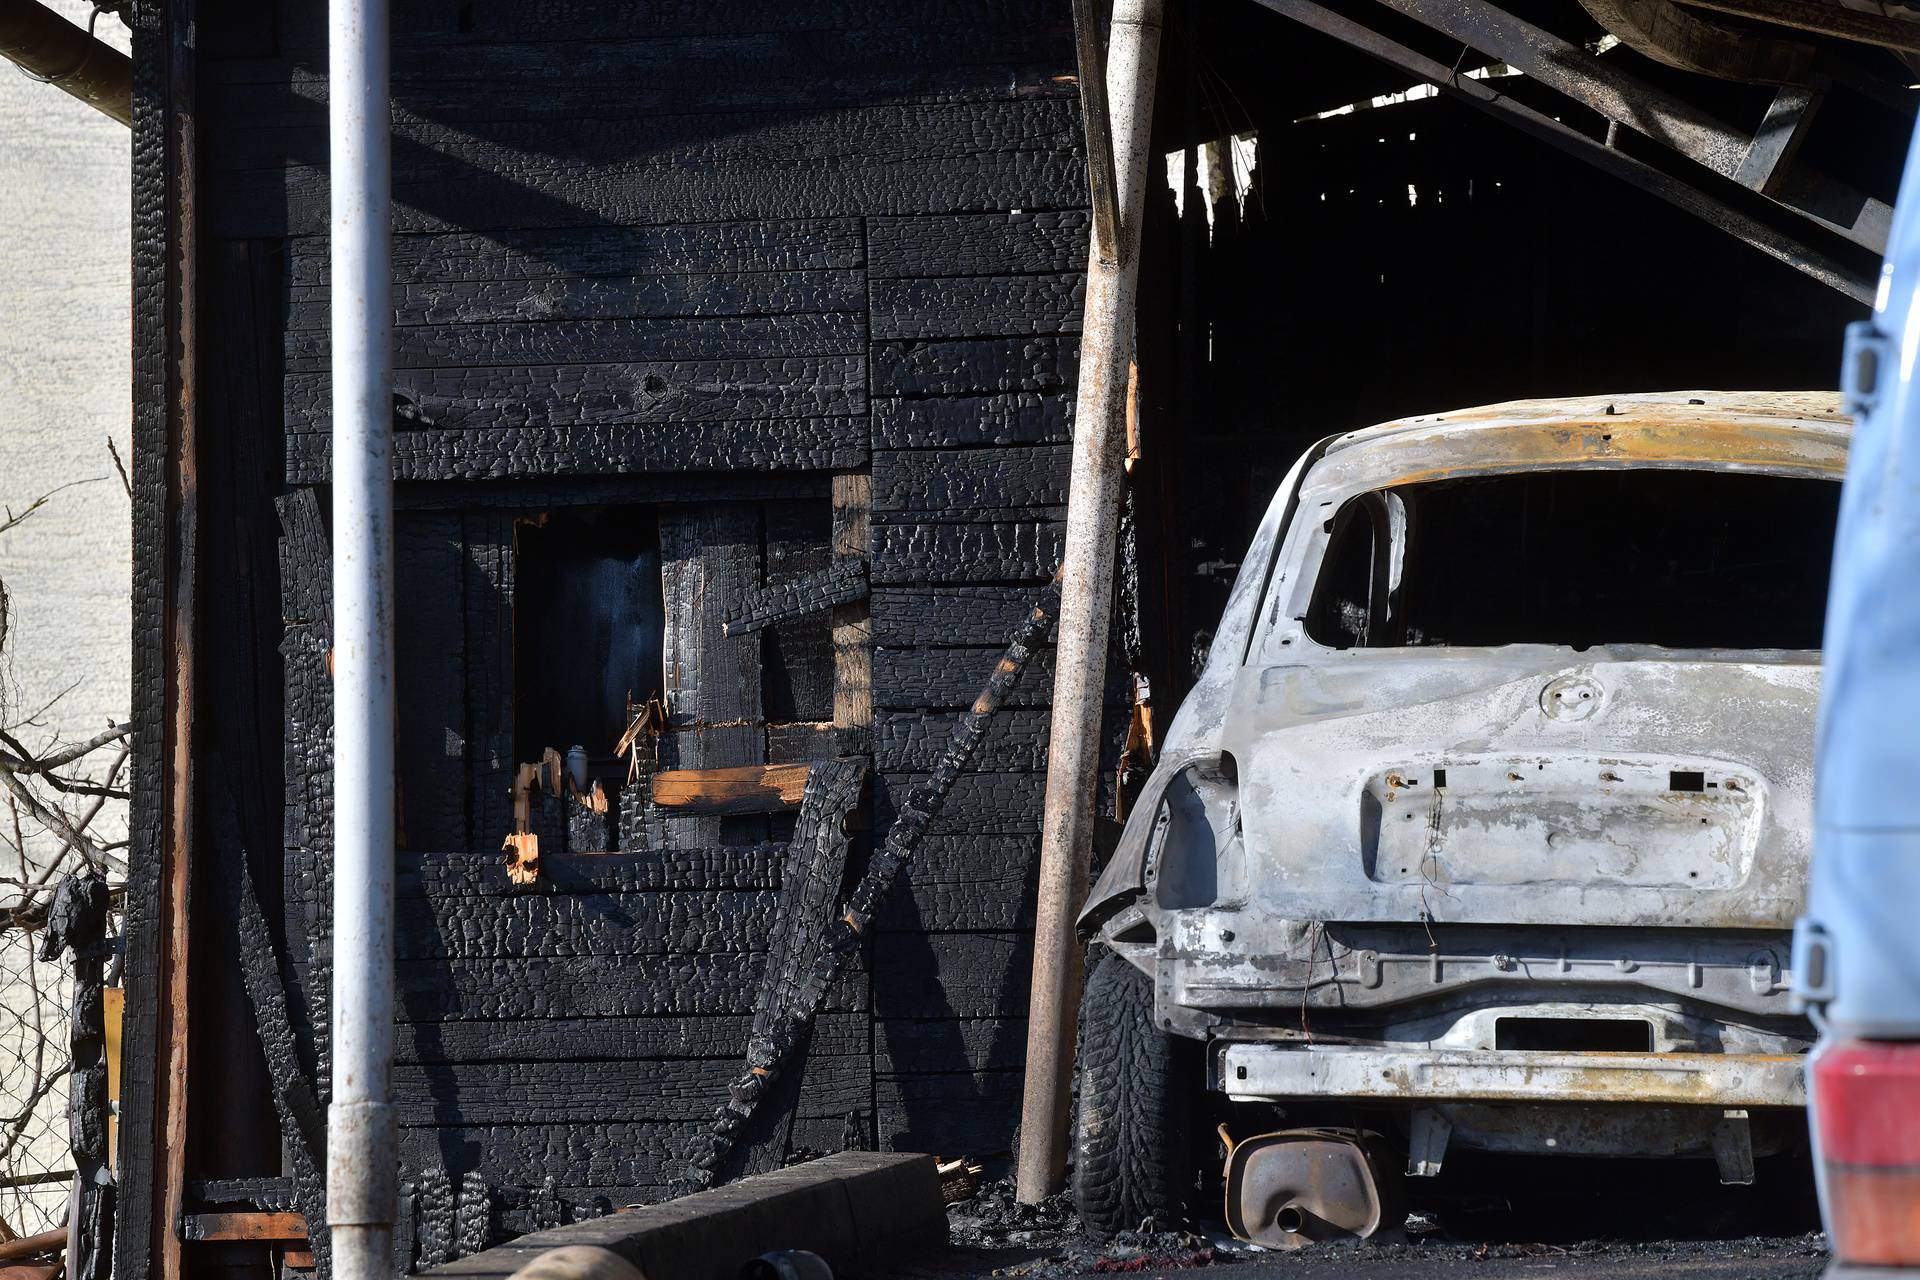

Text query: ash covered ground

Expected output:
[915,1160,1829,1280]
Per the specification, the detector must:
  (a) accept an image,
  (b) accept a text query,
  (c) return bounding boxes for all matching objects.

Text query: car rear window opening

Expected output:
[1305,469,1840,651]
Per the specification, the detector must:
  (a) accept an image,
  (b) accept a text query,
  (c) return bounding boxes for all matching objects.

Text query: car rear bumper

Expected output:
[1215,1043,1808,1108]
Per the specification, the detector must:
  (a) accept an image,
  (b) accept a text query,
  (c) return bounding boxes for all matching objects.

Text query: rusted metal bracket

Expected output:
[1361,0,1891,255]
[721,561,869,638]
[1249,0,1874,303]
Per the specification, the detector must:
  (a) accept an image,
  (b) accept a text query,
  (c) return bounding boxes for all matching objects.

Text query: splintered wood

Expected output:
[650,763,813,815]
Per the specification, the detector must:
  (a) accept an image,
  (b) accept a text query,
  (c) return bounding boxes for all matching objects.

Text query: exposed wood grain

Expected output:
[178,1212,307,1243]
[831,473,873,733]
[650,763,812,813]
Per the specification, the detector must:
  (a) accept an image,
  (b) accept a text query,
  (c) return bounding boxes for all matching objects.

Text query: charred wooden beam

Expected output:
[1736,82,1826,197]
[1361,0,1890,253]
[1250,0,1874,303]
[721,560,869,637]
[1576,0,1814,84]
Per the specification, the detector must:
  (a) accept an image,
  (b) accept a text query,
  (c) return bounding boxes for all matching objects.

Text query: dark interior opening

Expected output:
[1305,470,1840,651]
[1495,1017,1655,1053]
[514,508,665,767]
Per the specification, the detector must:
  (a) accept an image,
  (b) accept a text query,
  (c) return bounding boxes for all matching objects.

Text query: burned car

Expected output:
[1074,391,1848,1242]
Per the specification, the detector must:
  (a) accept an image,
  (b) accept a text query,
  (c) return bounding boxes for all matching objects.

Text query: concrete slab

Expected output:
[428,1152,948,1280]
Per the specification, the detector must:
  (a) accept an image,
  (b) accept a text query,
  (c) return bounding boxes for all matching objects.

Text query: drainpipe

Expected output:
[0,0,130,126]
[1017,0,1163,1204]
[327,0,396,1276]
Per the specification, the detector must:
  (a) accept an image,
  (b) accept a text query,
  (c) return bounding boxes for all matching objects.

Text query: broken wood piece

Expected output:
[502,832,540,885]
[179,1211,308,1243]
[936,1158,985,1204]
[721,560,868,637]
[650,763,812,814]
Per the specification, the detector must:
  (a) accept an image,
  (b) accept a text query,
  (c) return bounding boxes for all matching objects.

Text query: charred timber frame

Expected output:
[1358,0,1891,256]
[118,0,198,1277]
[1247,0,1874,304]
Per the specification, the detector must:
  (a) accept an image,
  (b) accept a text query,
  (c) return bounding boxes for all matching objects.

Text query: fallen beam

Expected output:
[1251,0,1874,304]
[425,1152,946,1280]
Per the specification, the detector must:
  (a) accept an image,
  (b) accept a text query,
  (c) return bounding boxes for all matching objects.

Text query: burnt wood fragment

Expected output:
[722,560,869,637]
[873,445,1071,513]
[685,575,1061,1190]
[873,393,1073,450]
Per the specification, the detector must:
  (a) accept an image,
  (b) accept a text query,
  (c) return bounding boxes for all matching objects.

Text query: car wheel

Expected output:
[1073,948,1195,1235]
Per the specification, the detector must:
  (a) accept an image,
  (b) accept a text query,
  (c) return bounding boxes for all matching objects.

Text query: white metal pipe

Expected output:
[327,0,396,1274]
[1016,0,1163,1203]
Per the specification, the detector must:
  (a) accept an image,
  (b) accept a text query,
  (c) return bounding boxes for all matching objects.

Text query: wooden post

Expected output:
[1016,0,1164,1204]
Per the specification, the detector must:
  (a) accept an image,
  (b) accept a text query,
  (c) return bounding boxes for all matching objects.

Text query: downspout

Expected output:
[326,0,396,1276]
[1017,0,1163,1203]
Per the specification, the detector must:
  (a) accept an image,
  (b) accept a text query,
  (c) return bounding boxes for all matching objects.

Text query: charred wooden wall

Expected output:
[144,0,1102,1264]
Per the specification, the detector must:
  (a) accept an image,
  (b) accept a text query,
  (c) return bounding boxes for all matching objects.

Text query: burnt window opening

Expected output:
[1304,470,1839,651]
[514,508,665,775]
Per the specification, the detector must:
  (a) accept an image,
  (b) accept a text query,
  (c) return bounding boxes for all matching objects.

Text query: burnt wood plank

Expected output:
[386,953,868,1023]
[391,889,785,959]
[283,313,865,372]
[286,356,866,433]
[874,1018,1030,1075]
[867,210,1089,277]
[286,270,865,329]
[396,514,469,850]
[873,773,1046,838]
[874,1071,1023,1158]
[872,932,1034,1020]
[871,336,1078,397]
[871,586,1049,646]
[392,1012,871,1065]
[869,274,1082,339]
[722,560,868,638]
[207,30,1070,120]
[287,421,869,484]
[391,1054,870,1126]
[872,445,1070,512]
[461,513,516,850]
[285,221,864,287]
[298,848,789,899]
[210,100,1087,238]
[261,0,1065,48]
[761,498,840,725]
[873,646,1127,710]
[871,394,1072,450]
[870,515,1063,585]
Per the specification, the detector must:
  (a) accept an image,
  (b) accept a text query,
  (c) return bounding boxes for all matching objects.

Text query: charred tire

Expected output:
[1073,948,1195,1236]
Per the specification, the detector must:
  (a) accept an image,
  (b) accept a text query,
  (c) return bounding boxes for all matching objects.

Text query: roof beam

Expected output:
[1248,0,1873,303]
[1362,0,1890,252]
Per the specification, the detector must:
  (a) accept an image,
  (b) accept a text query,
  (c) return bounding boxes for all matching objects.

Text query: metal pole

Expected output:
[327,0,396,1274]
[1016,0,1162,1204]
[0,0,130,125]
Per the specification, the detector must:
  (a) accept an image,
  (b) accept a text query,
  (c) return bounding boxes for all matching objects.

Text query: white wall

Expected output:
[0,1,131,1237]
[0,3,132,859]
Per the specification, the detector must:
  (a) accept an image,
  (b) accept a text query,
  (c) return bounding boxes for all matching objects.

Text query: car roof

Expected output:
[1304,390,1850,496]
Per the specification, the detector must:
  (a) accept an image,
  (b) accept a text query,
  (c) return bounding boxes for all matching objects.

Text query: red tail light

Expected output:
[1813,1039,1920,1265]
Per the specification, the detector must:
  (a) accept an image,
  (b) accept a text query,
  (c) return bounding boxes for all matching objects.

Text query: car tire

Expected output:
[1073,948,1194,1236]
